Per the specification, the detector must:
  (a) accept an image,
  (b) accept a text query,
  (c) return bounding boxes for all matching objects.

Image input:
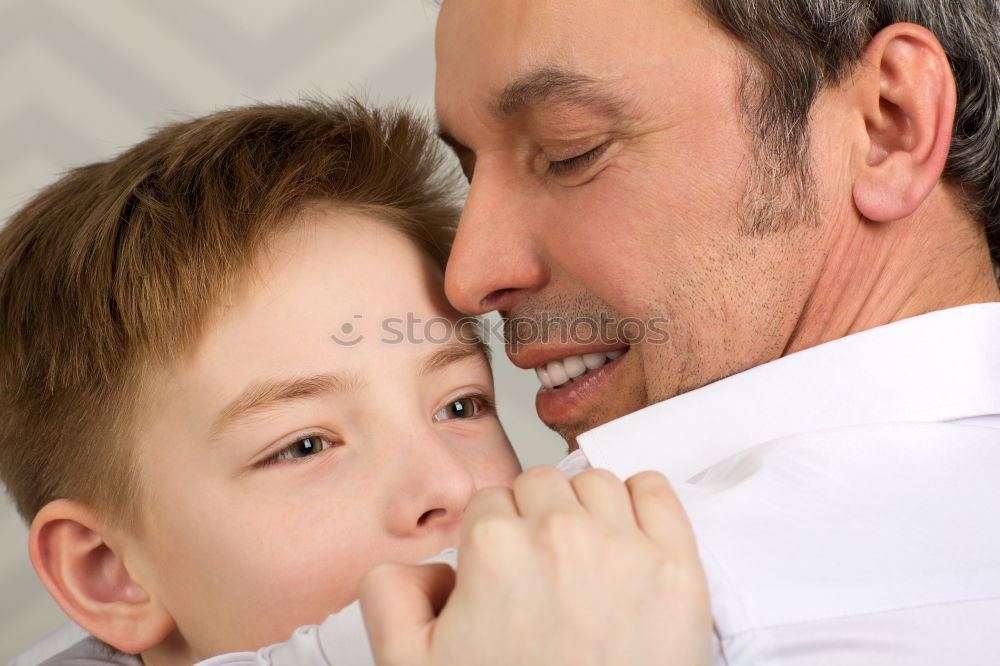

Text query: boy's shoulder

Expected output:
[8,623,140,666]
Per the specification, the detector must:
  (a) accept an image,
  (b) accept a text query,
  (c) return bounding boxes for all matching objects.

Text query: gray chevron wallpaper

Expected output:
[0,1,565,659]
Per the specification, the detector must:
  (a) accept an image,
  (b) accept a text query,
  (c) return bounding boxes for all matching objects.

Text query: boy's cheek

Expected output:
[473,425,523,488]
[442,417,521,486]
[140,494,370,653]
[138,419,520,655]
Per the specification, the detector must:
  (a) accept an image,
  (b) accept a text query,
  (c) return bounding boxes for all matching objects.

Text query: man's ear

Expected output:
[28,499,175,655]
[850,23,956,222]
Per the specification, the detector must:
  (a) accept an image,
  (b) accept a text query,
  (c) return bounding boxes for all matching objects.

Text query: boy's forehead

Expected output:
[198,211,433,326]
[255,209,450,306]
[154,209,479,415]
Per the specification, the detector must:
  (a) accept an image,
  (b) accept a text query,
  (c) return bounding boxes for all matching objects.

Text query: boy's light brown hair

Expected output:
[0,99,461,530]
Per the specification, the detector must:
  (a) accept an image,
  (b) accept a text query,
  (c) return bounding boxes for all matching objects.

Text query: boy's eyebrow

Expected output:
[420,338,490,376]
[209,340,485,439]
[210,372,362,438]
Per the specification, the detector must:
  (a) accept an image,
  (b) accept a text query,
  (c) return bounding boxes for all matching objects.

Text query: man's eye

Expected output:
[546,142,609,177]
[434,396,483,421]
[265,435,335,465]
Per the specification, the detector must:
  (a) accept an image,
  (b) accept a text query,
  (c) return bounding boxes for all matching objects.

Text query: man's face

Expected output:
[125,208,520,659]
[436,0,835,445]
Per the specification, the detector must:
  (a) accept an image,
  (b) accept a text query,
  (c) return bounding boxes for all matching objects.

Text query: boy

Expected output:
[0,99,523,664]
[3,100,710,666]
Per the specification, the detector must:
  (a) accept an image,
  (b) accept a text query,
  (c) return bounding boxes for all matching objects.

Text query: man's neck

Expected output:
[784,193,1000,355]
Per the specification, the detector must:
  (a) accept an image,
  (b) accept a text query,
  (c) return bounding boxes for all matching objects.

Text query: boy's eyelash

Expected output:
[256,432,336,469]
[547,142,609,176]
[253,392,495,470]
[469,391,496,414]
[439,391,496,419]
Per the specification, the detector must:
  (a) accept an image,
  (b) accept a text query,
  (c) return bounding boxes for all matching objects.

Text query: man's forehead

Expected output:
[436,0,698,57]
[435,0,712,124]
[436,0,619,81]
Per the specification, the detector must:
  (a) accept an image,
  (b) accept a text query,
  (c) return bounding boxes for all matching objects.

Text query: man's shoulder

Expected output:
[682,421,1000,656]
[689,419,1000,493]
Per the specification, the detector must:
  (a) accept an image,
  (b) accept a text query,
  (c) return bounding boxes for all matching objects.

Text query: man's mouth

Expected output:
[534,348,627,390]
[526,344,633,439]
[509,342,635,441]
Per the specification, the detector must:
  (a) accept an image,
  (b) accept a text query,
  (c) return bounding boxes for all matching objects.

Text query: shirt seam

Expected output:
[696,534,764,666]
[719,593,1000,641]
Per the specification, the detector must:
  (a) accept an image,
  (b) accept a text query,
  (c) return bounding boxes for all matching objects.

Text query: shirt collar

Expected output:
[576,303,1000,484]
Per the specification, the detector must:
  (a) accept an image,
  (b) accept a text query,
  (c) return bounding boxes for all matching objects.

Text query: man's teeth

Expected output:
[535,349,626,389]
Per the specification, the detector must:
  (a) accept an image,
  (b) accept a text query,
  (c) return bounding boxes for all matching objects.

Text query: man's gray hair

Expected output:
[695,0,999,259]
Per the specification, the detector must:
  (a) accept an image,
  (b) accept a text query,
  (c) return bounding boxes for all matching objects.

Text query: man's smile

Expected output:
[533,348,627,389]
[507,342,632,437]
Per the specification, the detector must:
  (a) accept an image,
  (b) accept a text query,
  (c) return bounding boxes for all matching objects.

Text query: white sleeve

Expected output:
[194,549,459,666]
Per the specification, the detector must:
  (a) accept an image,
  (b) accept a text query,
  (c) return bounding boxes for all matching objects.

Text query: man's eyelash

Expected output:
[547,142,609,176]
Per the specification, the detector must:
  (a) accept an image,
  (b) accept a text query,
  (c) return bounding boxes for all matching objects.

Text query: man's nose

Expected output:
[385,432,478,538]
[445,165,548,314]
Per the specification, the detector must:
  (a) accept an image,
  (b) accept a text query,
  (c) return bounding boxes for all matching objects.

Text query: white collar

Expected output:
[575,303,1000,484]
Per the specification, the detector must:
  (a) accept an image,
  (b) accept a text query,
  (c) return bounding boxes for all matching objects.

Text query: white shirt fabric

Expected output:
[564,302,1000,665]
[193,598,373,666]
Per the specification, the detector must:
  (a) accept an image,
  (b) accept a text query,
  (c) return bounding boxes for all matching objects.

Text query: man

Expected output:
[361,0,1000,664]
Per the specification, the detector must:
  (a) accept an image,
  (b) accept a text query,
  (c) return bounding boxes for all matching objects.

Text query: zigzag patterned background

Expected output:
[0,0,564,658]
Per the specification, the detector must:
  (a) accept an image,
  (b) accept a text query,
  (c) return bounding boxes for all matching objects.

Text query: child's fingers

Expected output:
[358,562,456,666]
[511,465,582,517]
[570,468,639,530]
[625,471,700,561]
[458,485,518,548]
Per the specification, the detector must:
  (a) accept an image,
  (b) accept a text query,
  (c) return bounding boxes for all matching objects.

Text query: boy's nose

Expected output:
[386,437,477,538]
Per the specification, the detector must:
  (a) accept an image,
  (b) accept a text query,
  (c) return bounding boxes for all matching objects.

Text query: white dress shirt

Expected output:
[565,303,1000,665]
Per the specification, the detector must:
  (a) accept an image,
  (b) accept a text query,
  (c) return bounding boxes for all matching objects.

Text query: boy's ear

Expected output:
[29,499,175,655]
[850,22,956,223]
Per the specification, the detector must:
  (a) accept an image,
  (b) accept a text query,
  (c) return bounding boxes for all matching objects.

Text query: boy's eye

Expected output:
[272,435,334,463]
[434,397,480,421]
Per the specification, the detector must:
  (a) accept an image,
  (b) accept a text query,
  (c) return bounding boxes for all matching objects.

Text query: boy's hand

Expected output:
[359,466,712,666]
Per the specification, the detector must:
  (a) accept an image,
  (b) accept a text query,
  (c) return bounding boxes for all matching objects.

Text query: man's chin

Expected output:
[542,412,624,452]
[538,393,648,452]
[548,424,582,452]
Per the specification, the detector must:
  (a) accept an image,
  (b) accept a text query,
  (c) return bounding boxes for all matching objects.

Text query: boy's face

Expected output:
[125,207,521,659]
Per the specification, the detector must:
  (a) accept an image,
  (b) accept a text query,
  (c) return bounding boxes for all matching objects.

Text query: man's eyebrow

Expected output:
[210,372,362,438]
[420,337,490,377]
[437,67,630,153]
[491,66,629,120]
